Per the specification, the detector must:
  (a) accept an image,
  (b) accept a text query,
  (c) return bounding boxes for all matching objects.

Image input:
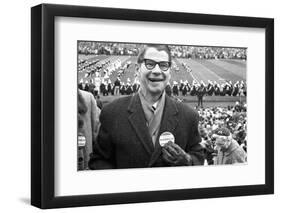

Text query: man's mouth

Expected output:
[148,78,164,82]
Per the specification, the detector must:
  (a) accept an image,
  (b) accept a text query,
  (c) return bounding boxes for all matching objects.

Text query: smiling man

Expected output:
[89,44,204,169]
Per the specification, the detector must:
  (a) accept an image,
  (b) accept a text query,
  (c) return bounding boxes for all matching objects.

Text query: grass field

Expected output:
[78,55,246,85]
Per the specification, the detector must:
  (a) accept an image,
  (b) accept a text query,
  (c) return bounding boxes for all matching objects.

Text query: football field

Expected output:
[78,55,246,85]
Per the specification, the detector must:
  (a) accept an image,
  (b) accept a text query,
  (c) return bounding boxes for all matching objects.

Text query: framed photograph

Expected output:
[31,3,274,209]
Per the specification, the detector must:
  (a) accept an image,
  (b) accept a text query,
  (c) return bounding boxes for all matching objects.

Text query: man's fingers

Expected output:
[169,142,184,153]
[162,148,175,160]
[162,148,176,163]
[164,144,179,156]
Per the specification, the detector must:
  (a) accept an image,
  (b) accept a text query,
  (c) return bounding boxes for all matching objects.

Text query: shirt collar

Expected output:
[138,90,165,111]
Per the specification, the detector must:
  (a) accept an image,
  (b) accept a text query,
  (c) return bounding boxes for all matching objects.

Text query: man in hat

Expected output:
[89,44,204,169]
[212,127,247,165]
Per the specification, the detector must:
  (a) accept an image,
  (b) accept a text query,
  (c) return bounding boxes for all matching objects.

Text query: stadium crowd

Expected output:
[197,103,247,165]
[78,41,246,59]
[78,42,140,56]
[170,45,247,59]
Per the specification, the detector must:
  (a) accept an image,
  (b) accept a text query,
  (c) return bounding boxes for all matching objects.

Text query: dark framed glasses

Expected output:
[143,59,171,71]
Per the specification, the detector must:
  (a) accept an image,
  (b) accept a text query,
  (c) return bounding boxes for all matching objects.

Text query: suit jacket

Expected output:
[91,93,204,169]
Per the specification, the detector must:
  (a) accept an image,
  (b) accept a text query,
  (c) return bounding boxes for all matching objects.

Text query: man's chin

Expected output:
[148,86,164,95]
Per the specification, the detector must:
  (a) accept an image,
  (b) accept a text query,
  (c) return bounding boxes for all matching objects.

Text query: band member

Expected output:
[172,81,179,96]
[114,77,121,95]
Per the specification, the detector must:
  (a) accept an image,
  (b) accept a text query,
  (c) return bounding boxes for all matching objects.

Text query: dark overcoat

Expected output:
[91,94,204,169]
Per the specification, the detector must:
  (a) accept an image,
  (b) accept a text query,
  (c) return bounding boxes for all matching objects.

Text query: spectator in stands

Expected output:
[77,89,100,170]
[198,125,216,165]
[212,127,247,165]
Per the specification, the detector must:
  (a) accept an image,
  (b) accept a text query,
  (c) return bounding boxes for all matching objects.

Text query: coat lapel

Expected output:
[148,95,179,166]
[128,94,154,155]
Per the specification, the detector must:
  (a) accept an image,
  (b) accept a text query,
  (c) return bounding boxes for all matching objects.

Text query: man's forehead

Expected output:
[144,47,169,61]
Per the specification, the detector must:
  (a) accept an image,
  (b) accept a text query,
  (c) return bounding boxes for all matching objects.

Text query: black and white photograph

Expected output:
[77,41,247,170]
[0,0,278,211]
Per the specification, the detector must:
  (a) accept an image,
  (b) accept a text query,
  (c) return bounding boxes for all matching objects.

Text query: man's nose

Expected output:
[151,64,162,74]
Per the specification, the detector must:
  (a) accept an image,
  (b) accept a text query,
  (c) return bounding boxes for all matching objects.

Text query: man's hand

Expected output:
[162,142,193,166]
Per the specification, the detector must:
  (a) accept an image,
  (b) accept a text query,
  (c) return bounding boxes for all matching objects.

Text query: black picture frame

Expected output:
[31,3,274,209]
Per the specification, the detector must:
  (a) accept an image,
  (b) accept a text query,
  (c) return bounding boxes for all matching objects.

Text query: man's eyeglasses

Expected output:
[143,59,171,71]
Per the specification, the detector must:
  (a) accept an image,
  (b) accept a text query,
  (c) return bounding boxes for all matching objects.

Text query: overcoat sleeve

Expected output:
[90,94,100,144]
[186,113,205,165]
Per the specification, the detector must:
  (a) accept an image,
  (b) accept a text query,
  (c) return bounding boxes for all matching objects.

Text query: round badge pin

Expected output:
[159,132,175,147]
[78,135,86,147]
